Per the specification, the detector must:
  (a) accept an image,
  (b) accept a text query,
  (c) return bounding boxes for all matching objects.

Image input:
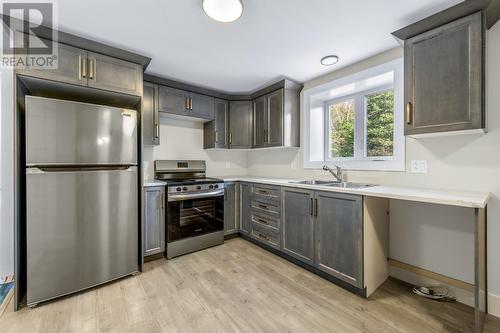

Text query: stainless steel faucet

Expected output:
[322,164,343,183]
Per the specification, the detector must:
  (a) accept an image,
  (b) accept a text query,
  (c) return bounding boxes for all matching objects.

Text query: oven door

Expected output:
[167,190,224,242]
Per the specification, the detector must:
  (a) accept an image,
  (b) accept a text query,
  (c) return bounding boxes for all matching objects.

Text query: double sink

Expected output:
[288,180,376,189]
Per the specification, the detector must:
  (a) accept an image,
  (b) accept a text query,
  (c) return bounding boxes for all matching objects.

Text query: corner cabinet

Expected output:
[239,183,252,234]
[204,99,229,149]
[143,82,160,146]
[143,186,165,257]
[229,101,253,149]
[404,12,485,136]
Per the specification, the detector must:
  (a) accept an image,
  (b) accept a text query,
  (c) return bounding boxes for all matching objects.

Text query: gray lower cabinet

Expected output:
[159,85,189,115]
[143,82,160,146]
[224,183,239,235]
[314,191,363,288]
[189,92,214,120]
[229,101,253,149]
[404,12,484,135]
[204,99,228,149]
[87,52,143,96]
[239,183,252,234]
[281,188,315,265]
[143,186,165,257]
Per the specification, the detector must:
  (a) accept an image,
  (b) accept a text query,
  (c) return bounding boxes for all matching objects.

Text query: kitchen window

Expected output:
[303,58,404,171]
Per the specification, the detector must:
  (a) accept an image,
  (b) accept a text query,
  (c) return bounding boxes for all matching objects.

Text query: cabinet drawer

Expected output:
[251,223,280,249]
[251,184,281,200]
[251,211,279,230]
[251,199,280,215]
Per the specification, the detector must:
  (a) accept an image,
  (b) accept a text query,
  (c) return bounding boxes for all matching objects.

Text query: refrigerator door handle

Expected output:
[27,166,137,174]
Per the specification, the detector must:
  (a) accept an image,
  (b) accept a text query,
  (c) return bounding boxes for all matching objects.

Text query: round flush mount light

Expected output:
[321,55,339,66]
[202,0,243,23]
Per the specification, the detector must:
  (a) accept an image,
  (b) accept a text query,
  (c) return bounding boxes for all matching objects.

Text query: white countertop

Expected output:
[220,176,490,209]
[143,179,167,187]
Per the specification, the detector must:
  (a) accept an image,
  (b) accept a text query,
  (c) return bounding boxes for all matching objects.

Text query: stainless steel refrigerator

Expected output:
[25,96,139,306]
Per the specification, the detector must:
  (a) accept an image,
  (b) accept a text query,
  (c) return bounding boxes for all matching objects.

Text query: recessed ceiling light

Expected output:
[203,0,243,23]
[321,55,339,66]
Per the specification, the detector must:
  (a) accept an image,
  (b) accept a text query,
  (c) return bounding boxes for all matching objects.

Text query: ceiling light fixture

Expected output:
[321,55,339,66]
[202,0,243,23]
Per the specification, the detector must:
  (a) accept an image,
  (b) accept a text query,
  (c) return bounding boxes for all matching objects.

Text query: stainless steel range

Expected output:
[154,160,224,259]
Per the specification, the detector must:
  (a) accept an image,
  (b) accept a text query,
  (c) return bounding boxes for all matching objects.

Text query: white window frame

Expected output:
[324,85,395,162]
[302,58,405,171]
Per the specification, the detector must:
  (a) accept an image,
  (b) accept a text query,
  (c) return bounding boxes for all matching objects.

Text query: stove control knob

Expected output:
[182,187,188,191]
[209,185,214,189]
[214,184,219,189]
[176,187,182,192]
[196,186,202,190]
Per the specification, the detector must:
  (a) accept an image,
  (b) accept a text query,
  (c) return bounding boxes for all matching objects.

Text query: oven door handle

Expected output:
[167,189,224,202]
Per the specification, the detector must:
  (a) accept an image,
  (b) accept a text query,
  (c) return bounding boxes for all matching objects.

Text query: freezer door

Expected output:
[26,167,138,305]
[26,96,137,165]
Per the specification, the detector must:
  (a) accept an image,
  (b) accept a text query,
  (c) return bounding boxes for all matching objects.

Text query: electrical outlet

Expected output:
[410,160,428,174]
[225,162,231,169]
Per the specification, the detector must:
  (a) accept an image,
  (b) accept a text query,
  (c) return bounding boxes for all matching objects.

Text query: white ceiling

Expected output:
[56,0,463,93]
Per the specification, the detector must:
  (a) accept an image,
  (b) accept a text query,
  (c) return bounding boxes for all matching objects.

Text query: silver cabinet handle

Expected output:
[229,132,233,144]
[215,130,218,144]
[155,124,159,139]
[310,198,313,216]
[315,198,318,217]
[185,97,189,110]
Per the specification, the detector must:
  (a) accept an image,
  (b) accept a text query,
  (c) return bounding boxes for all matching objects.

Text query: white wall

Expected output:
[142,117,248,179]
[246,23,500,306]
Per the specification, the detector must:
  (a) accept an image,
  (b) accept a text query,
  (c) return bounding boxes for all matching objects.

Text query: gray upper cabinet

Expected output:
[240,183,252,234]
[281,188,315,265]
[204,99,229,149]
[267,89,284,146]
[189,92,214,120]
[143,186,165,257]
[143,82,160,146]
[23,40,87,87]
[315,191,363,288]
[224,183,239,235]
[253,96,267,148]
[229,101,253,149]
[87,52,143,96]
[20,40,143,96]
[158,86,189,115]
[404,12,484,135]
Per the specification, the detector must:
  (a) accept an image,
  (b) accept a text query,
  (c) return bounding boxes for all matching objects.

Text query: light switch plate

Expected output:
[225,162,231,169]
[291,161,297,170]
[410,160,428,173]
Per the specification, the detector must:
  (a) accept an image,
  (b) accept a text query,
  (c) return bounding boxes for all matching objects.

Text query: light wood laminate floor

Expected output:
[1,238,500,333]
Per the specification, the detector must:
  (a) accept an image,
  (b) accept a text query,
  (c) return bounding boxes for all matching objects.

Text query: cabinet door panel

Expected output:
[159,86,189,115]
[190,92,214,120]
[267,89,283,146]
[23,41,87,87]
[405,12,483,135]
[282,188,314,265]
[229,101,253,149]
[240,183,252,234]
[224,183,238,235]
[315,191,362,288]
[87,52,142,96]
[253,96,267,148]
[143,82,159,146]
[214,99,228,148]
[144,187,165,257]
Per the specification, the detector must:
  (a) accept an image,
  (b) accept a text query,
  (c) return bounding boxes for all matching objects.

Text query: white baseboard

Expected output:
[389,266,500,318]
